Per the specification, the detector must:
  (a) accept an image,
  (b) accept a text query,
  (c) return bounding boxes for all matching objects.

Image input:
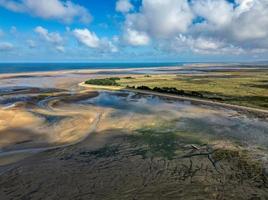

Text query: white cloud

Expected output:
[73,28,118,53]
[116,0,133,13]
[34,26,66,53]
[192,0,234,27]
[174,35,244,55]
[0,0,91,24]
[124,0,194,41]
[102,39,119,53]
[1,0,267,57]
[192,38,224,51]
[190,0,268,50]
[35,26,63,45]
[73,28,100,48]
[0,42,14,51]
[231,0,268,42]
[235,0,255,16]
[119,0,268,54]
[123,28,150,46]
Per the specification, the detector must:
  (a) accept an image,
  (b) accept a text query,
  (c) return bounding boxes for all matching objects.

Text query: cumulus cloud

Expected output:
[34,26,66,53]
[0,42,14,51]
[0,0,91,24]
[174,35,244,55]
[120,0,268,55]
[235,0,255,16]
[231,1,268,42]
[123,0,194,40]
[102,39,119,53]
[35,26,63,45]
[123,28,150,46]
[2,0,267,57]
[191,0,234,27]
[116,0,133,13]
[73,28,100,48]
[190,0,268,51]
[73,28,118,53]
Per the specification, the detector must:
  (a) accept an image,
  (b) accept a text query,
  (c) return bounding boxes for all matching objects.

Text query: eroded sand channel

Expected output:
[0,72,267,199]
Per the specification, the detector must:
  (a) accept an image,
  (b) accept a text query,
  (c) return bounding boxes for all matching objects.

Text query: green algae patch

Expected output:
[128,126,206,160]
[130,129,178,160]
[213,149,267,187]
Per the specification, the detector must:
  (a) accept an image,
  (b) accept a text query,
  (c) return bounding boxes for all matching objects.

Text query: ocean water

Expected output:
[0,62,186,74]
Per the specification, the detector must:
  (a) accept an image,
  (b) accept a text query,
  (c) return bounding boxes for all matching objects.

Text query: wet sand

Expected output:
[0,68,267,199]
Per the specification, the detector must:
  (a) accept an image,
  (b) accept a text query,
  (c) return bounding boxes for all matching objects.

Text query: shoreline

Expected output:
[79,82,268,117]
[0,66,183,77]
[0,63,267,77]
[1,67,268,117]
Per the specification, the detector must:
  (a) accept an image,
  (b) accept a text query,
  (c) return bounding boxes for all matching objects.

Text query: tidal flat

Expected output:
[0,66,268,199]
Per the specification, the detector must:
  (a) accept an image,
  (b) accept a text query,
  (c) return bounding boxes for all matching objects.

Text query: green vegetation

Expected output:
[128,125,266,185]
[129,126,204,160]
[85,77,120,86]
[124,76,135,79]
[128,86,205,99]
[130,128,178,159]
[213,149,267,186]
[118,71,268,109]
[85,70,268,109]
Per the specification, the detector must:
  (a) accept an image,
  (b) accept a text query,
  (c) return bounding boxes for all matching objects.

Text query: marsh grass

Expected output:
[118,71,268,109]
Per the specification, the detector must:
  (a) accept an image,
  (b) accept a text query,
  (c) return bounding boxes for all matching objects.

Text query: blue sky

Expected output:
[0,0,267,62]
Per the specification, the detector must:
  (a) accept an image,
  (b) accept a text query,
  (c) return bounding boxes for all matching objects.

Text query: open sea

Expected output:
[0,62,187,74]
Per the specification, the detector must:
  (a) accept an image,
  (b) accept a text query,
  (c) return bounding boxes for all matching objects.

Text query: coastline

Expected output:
[79,82,268,117]
[1,70,268,199]
[0,65,183,77]
[0,62,267,77]
[1,66,268,116]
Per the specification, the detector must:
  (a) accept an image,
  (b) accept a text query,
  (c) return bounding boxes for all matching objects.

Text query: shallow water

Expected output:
[0,73,268,166]
[80,90,268,148]
[0,62,185,74]
[1,69,268,200]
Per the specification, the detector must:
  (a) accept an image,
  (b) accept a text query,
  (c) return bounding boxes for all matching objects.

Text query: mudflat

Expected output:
[0,66,267,200]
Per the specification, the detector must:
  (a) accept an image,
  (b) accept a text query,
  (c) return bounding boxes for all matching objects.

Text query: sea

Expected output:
[0,62,187,74]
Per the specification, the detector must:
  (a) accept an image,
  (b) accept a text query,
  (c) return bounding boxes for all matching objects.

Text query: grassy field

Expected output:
[115,70,268,109]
